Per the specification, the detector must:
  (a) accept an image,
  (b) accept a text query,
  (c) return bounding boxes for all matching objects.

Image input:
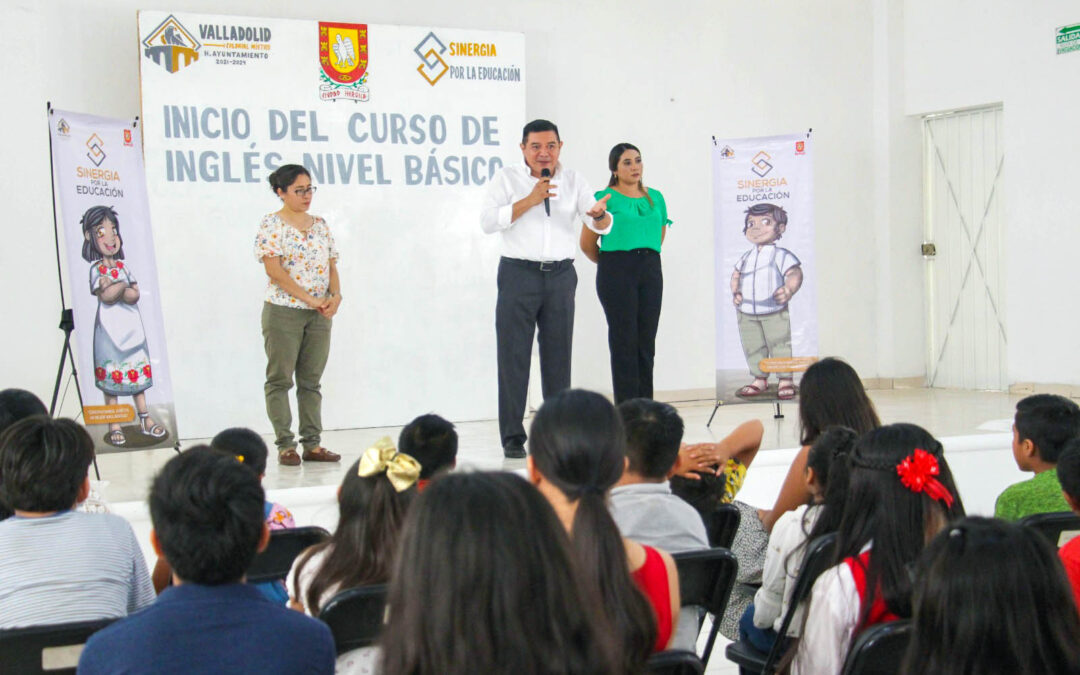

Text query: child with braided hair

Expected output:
[792,423,965,674]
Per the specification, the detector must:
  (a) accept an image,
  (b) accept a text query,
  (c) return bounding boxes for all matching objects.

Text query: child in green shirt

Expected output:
[995,394,1080,521]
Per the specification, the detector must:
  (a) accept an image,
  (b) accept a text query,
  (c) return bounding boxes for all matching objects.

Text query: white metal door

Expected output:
[923,107,1006,390]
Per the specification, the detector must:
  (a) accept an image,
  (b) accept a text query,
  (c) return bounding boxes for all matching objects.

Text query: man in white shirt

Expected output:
[480,120,612,458]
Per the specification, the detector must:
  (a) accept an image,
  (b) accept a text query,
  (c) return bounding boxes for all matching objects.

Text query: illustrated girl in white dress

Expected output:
[80,205,166,446]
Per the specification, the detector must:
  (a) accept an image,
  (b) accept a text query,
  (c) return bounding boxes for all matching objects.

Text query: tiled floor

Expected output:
[96,387,1020,503]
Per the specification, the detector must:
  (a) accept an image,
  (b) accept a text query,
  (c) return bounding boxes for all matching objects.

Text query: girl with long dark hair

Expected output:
[760,357,880,532]
[792,423,965,673]
[287,439,418,615]
[528,389,678,672]
[741,425,857,651]
[580,143,671,403]
[379,471,620,675]
[902,517,1080,675]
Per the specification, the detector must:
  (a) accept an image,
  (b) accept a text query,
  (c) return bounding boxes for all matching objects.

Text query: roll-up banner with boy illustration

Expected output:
[712,133,817,404]
[49,109,178,452]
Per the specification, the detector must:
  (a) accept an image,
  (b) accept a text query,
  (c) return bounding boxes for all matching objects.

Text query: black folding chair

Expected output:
[673,547,738,667]
[840,619,912,675]
[0,618,116,674]
[646,650,705,675]
[246,526,330,584]
[1019,511,1080,548]
[725,532,838,675]
[705,502,741,549]
[318,584,389,654]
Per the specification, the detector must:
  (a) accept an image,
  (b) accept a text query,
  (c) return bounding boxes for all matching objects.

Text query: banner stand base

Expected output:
[50,309,101,481]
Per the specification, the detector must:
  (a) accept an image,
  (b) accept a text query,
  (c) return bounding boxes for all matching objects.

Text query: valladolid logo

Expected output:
[143,15,202,74]
[318,22,370,102]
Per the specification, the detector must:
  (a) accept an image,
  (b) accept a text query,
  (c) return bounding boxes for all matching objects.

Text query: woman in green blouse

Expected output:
[580,143,671,403]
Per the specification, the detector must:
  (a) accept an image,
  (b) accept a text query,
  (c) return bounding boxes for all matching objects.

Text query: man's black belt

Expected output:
[500,257,574,272]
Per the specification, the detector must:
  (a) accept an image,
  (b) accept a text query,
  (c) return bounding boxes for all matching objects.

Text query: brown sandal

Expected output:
[278,447,301,466]
[302,446,341,463]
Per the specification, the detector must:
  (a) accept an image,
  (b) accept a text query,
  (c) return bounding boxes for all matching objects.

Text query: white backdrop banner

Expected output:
[49,109,179,452]
[137,11,525,436]
[712,133,817,404]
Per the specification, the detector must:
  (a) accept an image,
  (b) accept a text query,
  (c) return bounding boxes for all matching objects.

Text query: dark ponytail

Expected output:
[530,389,657,673]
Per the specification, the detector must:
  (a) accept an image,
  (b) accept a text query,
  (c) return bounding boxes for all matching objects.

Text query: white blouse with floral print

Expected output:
[254,213,339,308]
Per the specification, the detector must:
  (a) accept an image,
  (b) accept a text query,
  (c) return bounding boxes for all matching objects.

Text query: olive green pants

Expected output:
[262,302,332,451]
[736,308,792,378]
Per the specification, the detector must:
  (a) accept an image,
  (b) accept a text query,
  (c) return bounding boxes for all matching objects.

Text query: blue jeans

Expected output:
[739,603,779,652]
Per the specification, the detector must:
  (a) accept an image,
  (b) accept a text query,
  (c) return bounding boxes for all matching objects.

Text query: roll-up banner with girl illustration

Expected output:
[712,133,818,405]
[49,109,178,452]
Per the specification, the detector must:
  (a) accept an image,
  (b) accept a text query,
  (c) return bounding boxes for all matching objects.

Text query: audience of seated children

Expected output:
[150,428,297,601]
[760,357,881,533]
[793,423,965,674]
[379,471,620,675]
[288,437,418,615]
[397,413,457,490]
[902,517,1080,675]
[528,389,677,669]
[994,394,1080,521]
[0,416,154,628]
[741,425,857,652]
[1054,437,1080,610]
[78,446,335,675]
[0,388,49,520]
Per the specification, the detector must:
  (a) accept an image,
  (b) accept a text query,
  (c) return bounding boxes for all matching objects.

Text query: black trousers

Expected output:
[596,249,663,403]
[496,257,576,447]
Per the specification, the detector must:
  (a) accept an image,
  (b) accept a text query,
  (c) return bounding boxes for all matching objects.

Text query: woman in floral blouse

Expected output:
[254,164,342,466]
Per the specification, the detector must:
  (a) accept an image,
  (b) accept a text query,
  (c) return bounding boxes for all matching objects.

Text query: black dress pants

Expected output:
[596,249,663,403]
[496,257,576,447]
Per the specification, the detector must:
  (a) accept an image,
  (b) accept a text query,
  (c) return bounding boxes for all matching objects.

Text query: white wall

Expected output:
[905,0,1080,387]
[2,0,923,438]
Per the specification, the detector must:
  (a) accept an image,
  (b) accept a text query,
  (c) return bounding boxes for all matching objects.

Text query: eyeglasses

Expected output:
[292,186,318,196]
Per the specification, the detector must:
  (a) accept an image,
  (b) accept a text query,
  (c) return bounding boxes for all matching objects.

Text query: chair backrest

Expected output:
[673,547,739,616]
[1020,511,1080,548]
[318,584,389,654]
[247,526,331,584]
[705,502,741,549]
[645,649,705,675]
[760,531,839,673]
[0,618,116,674]
[839,619,912,675]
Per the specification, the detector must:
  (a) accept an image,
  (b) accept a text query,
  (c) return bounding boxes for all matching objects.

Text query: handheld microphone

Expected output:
[541,168,551,216]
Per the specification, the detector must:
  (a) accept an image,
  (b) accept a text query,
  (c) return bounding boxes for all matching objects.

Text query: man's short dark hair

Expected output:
[1057,439,1080,500]
[0,417,94,512]
[149,446,265,585]
[521,119,560,143]
[1015,394,1080,463]
[211,427,269,477]
[617,399,684,479]
[398,414,458,480]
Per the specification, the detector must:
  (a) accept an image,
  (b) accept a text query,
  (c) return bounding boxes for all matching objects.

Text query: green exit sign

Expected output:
[1057,24,1080,55]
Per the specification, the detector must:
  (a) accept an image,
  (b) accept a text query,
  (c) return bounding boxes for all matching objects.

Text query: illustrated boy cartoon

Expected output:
[730,203,803,400]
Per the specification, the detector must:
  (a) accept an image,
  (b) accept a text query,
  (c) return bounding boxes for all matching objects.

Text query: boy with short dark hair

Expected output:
[0,417,154,627]
[994,394,1080,521]
[398,414,458,490]
[79,446,334,674]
